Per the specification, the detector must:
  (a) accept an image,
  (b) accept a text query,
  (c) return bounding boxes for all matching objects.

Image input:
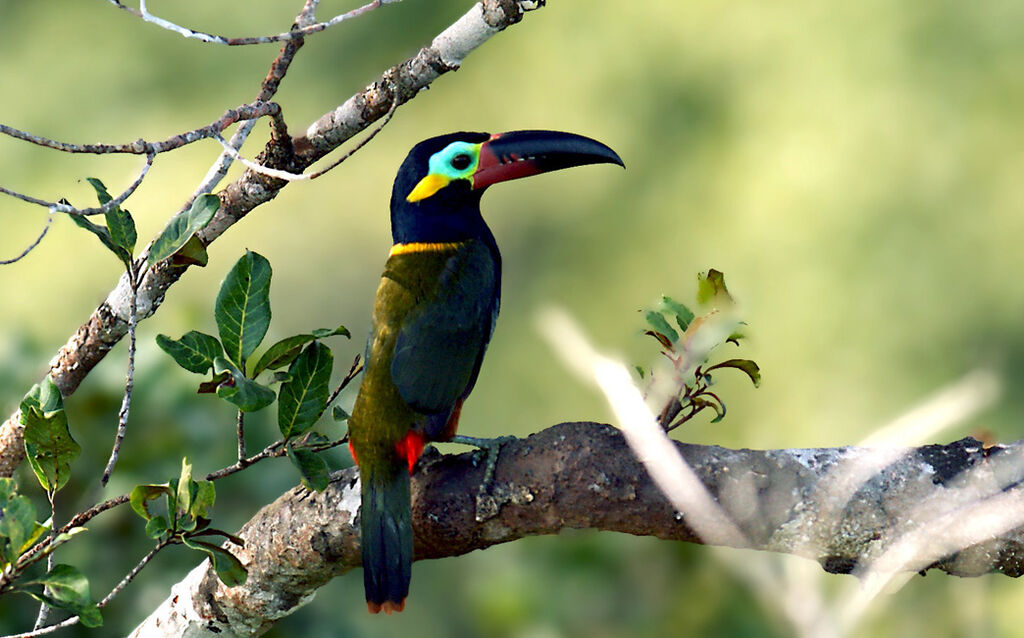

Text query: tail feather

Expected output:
[360,465,412,613]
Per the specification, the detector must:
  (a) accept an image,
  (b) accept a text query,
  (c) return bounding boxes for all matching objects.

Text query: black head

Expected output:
[390,130,624,244]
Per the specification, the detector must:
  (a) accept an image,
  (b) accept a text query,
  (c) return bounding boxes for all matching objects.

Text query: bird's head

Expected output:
[390,130,624,244]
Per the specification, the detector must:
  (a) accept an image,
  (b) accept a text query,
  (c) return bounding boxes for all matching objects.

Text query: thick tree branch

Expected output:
[0,0,542,478]
[130,422,1024,637]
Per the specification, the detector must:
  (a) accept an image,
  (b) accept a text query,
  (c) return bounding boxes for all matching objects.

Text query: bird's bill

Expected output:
[406,173,449,202]
[471,130,624,191]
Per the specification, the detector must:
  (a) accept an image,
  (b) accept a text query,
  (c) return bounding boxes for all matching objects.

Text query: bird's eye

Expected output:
[450,153,472,171]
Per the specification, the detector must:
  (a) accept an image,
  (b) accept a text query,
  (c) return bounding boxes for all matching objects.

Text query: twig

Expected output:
[1,616,78,638]
[0,212,52,265]
[3,538,174,638]
[20,438,293,571]
[1,101,277,215]
[0,151,154,217]
[212,134,307,182]
[30,492,57,631]
[306,89,399,179]
[186,13,307,211]
[320,354,362,421]
[101,264,140,485]
[99,538,172,607]
[204,441,286,482]
[106,0,398,46]
[0,103,278,155]
[236,411,246,462]
[213,82,399,182]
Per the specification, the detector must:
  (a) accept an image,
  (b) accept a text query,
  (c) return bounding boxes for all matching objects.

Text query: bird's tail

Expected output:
[359,463,413,614]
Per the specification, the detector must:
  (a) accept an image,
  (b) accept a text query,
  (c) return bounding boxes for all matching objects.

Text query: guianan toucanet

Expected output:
[347,130,623,614]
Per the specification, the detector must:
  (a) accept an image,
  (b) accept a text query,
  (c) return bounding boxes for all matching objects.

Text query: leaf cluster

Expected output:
[0,479,100,627]
[157,250,351,491]
[130,460,246,587]
[71,180,220,271]
[638,269,761,431]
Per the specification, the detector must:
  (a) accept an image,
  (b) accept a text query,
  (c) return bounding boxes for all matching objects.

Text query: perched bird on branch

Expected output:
[347,130,623,613]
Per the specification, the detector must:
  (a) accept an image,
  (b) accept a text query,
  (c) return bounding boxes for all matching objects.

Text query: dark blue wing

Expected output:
[390,242,499,417]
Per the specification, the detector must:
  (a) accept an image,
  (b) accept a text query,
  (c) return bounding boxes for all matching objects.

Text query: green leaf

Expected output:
[191,480,215,520]
[696,269,733,307]
[251,334,315,378]
[68,212,131,264]
[176,459,193,518]
[181,537,247,587]
[23,564,102,628]
[129,484,172,521]
[198,372,230,394]
[147,193,219,266]
[707,358,761,387]
[311,325,350,339]
[271,371,292,384]
[156,331,223,374]
[85,177,112,205]
[88,177,137,257]
[215,251,272,370]
[188,527,244,547]
[171,235,209,267]
[144,515,169,539]
[20,378,80,493]
[286,443,329,492]
[0,478,37,566]
[331,405,350,422]
[661,295,695,332]
[213,357,276,412]
[278,342,333,438]
[18,520,52,557]
[690,395,727,423]
[634,365,646,380]
[644,310,679,344]
[300,431,331,446]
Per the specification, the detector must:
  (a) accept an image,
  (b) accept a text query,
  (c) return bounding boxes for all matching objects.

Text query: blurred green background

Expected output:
[3,0,1024,635]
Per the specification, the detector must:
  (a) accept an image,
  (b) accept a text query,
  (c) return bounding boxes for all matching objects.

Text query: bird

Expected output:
[347,130,623,614]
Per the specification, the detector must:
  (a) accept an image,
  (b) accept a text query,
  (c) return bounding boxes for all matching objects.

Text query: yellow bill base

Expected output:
[406,173,450,202]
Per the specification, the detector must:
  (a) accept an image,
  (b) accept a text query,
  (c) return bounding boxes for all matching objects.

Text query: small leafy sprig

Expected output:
[638,269,761,431]
[130,460,246,586]
[157,250,352,490]
[0,477,99,627]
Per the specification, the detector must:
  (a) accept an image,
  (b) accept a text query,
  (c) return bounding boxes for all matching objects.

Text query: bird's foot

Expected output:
[448,434,515,496]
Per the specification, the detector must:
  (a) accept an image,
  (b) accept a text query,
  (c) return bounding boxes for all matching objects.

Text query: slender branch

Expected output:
[0,104,278,156]
[1,101,279,215]
[306,88,400,179]
[4,539,173,638]
[101,264,140,485]
[186,10,308,211]
[204,441,286,483]
[107,0,397,46]
[0,152,155,217]
[319,354,362,422]
[1,616,78,638]
[12,435,296,580]
[0,213,52,265]
[30,492,57,631]
[99,538,173,608]
[235,412,246,463]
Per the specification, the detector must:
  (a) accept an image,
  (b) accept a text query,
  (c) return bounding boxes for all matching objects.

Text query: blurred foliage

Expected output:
[638,270,761,430]
[2,0,1024,636]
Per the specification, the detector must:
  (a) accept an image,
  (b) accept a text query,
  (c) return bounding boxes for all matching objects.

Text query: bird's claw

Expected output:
[448,434,515,497]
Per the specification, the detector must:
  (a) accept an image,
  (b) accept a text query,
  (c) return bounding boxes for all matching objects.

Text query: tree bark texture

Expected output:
[130,422,1024,637]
